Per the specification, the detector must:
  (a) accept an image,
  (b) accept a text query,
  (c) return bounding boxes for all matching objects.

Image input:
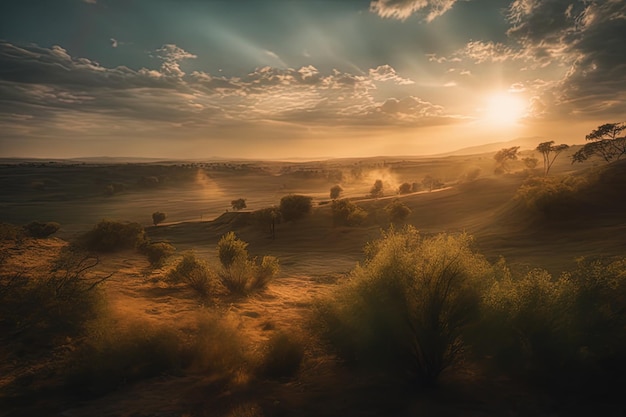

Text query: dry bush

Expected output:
[0,222,26,241]
[0,248,108,349]
[79,220,146,252]
[66,311,248,397]
[140,241,176,267]
[259,331,305,379]
[168,252,216,298]
[24,221,60,238]
[217,232,280,295]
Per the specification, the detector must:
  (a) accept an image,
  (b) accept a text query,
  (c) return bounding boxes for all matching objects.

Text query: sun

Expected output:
[482,92,527,126]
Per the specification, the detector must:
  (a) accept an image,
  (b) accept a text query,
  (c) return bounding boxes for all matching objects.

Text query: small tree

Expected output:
[398,182,412,194]
[385,199,411,224]
[279,195,312,221]
[370,179,384,198]
[536,141,569,175]
[421,175,442,192]
[231,198,247,211]
[494,146,520,174]
[152,212,166,226]
[572,122,626,163]
[332,199,367,227]
[522,156,539,170]
[330,185,343,200]
[254,207,280,239]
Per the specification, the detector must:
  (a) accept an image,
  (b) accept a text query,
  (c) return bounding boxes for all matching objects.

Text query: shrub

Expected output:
[330,184,343,200]
[0,248,108,348]
[385,199,411,224]
[168,252,216,298]
[80,220,146,252]
[479,268,576,375]
[152,211,166,226]
[253,206,280,239]
[217,232,280,295]
[331,199,367,227]
[66,321,185,396]
[279,195,312,221]
[370,179,383,198]
[515,174,589,219]
[259,331,305,379]
[24,221,60,238]
[0,222,26,241]
[231,198,247,211]
[313,227,492,384]
[398,182,412,194]
[141,241,176,267]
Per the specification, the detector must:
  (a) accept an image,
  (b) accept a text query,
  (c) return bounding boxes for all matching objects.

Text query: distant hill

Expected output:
[441,136,547,156]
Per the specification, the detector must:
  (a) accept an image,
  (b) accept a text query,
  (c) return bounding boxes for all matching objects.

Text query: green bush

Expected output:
[479,268,576,375]
[331,199,367,226]
[80,220,146,252]
[279,195,312,221]
[515,174,589,219]
[168,252,216,298]
[24,221,60,238]
[217,232,280,295]
[313,227,492,384]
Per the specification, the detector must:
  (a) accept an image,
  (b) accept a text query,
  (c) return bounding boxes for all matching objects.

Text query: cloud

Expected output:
[110,38,118,48]
[506,0,626,117]
[0,40,460,148]
[370,0,458,22]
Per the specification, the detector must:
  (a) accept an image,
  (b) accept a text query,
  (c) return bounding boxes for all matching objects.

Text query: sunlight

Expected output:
[482,92,527,126]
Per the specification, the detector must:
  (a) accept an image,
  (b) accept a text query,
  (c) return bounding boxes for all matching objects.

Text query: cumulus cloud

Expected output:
[370,0,458,22]
[0,40,460,145]
[506,0,626,117]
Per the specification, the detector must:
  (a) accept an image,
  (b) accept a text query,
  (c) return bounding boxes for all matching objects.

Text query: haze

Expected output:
[1,0,624,159]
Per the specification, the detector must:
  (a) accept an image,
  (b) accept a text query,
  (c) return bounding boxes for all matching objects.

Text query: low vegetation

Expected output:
[331,199,367,227]
[217,232,280,295]
[24,221,60,238]
[313,227,492,385]
[279,194,312,221]
[168,252,216,298]
[385,199,411,224]
[79,219,146,252]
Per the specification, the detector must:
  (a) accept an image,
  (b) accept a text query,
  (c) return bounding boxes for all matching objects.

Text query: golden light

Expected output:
[482,92,527,126]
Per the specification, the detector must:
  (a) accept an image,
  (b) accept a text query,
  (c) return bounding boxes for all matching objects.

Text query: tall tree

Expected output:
[572,122,626,163]
[536,141,569,176]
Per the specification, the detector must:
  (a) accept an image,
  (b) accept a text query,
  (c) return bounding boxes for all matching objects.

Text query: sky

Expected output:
[0,0,624,160]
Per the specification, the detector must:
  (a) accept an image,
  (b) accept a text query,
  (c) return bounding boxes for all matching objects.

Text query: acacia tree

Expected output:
[536,141,569,176]
[493,146,520,174]
[572,122,626,163]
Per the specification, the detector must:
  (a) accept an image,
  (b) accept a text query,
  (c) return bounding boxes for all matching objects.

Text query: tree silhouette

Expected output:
[493,146,519,174]
[536,141,569,175]
[370,179,384,198]
[330,184,343,200]
[572,122,626,163]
